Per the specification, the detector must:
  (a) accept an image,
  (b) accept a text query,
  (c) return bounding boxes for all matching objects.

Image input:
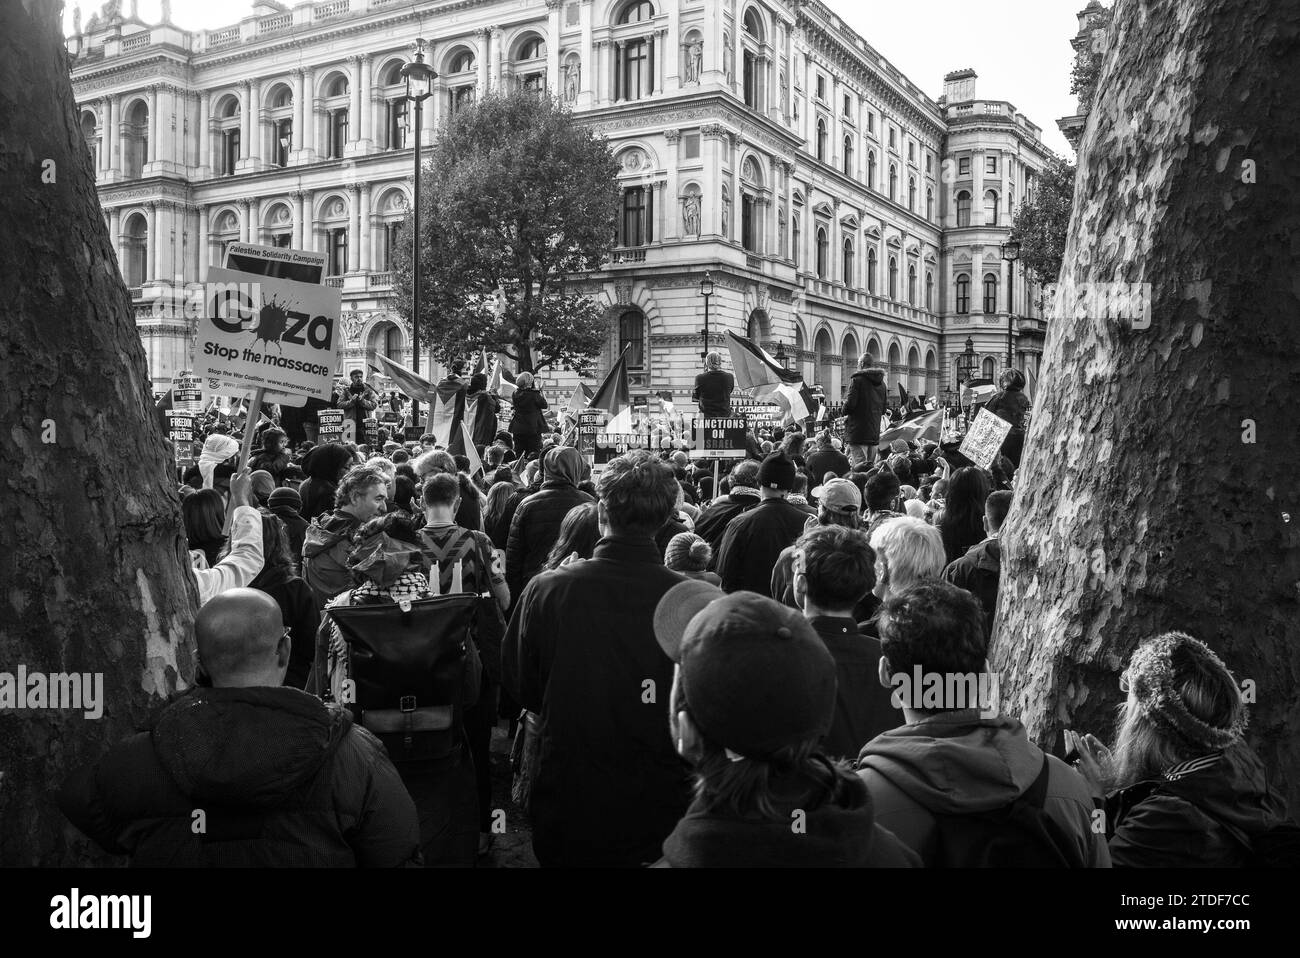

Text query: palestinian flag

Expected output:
[878,408,945,449]
[590,347,633,433]
[725,331,811,424]
[371,353,433,404]
[562,382,595,424]
[489,359,516,400]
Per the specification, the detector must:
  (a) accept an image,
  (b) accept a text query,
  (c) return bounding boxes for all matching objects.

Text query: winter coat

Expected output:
[655,775,921,868]
[253,574,320,689]
[942,538,1002,640]
[298,476,339,524]
[806,446,852,485]
[809,616,902,760]
[56,686,421,867]
[505,481,594,599]
[464,389,502,450]
[1105,741,1292,868]
[508,388,549,438]
[984,387,1031,432]
[842,368,889,445]
[249,449,292,484]
[692,370,735,418]
[502,535,692,866]
[337,384,379,437]
[856,712,1111,867]
[301,511,362,609]
[716,497,810,597]
[693,492,760,560]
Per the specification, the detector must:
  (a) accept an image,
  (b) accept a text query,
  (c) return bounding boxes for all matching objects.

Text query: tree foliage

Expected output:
[1009,157,1077,286]
[392,90,621,373]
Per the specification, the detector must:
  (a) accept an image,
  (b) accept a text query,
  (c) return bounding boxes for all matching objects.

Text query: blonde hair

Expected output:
[869,516,946,596]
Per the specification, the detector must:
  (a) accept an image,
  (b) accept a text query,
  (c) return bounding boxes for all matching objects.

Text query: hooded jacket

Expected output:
[1106,741,1292,868]
[656,771,920,867]
[504,447,594,598]
[302,510,362,608]
[856,712,1111,867]
[56,686,420,867]
[842,368,889,445]
[942,538,1001,640]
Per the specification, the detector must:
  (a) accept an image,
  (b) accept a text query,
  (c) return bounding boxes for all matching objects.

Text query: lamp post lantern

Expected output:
[957,336,977,426]
[698,270,714,360]
[402,38,436,432]
[1001,239,1020,372]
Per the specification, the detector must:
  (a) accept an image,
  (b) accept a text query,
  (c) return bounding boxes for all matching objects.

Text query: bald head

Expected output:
[195,588,288,688]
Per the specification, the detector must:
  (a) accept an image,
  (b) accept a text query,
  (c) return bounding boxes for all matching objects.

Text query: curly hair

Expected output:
[335,466,389,509]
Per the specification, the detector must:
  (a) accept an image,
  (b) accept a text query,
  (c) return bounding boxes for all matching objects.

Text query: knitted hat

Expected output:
[267,486,302,512]
[665,532,712,573]
[1125,632,1247,751]
[890,439,909,455]
[249,470,276,502]
[757,452,796,491]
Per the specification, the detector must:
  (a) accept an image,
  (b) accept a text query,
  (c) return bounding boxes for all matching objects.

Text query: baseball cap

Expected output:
[757,451,796,491]
[811,477,862,513]
[654,582,836,760]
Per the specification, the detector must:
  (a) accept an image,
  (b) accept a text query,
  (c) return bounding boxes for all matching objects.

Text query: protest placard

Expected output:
[194,266,342,404]
[693,418,748,458]
[222,242,326,285]
[165,411,197,467]
[364,418,380,446]
[959,407,1013,470]
[317,408,345,443]
[577,411,604,458]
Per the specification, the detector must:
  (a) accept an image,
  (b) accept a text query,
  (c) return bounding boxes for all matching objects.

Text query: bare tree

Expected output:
[0,0,198,865]
[995,0,1300,808]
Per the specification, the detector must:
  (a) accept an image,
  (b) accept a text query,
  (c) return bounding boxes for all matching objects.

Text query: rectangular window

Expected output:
[842,93,851,117]
[908,141,915,162]
[888,127,896,149]
[273,233,291,248]
[330,109,349,159]
[275,119,292,167]
[985,154,998,173]
[382,222,402,270]
[926,153,932,174]
[222,129,239,176]
[621,187,648,246]
[387,99,407,149]
[683,133,701,159]
[867,112,875,133]
[328,227,348,275]
[816,74,826,100]
[621,39,651,101]
[743,51,757,108]
[958,156,971,175]
[619,313,645,368]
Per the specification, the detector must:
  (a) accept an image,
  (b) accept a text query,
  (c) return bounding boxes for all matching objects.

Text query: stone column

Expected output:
[546,0,562,94]
[198,205,209,273]
[148,202,160,282]
[702,124,724,235]
[491,26,504,91]
[731,3,742,92]
[146,86,158,165]
[1001,150,1010,227]
[359,182,372,271]
[295,190,310,250]
[579,0,594,108]
[349,56,363,145]
[730,132,742,243]
[664,0,680,89]
[664,129,680,240]
[359,54,373,146]
[247,79,262,165]
[104,95,118,173]
[98,98,111,174]
[703,0,723,84]
[293,69,307,154]
[477,29,491,94]
[347,185,361,272]
[109,206,122,271]
[972,149,985,226]
[239,82,251,160]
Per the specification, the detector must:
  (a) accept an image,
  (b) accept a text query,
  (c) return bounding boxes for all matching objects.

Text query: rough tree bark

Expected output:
[994,0,1300,808]
[0,0,199,865]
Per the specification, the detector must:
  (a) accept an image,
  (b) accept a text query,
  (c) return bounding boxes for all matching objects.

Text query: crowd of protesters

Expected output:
[57,357,1296,869]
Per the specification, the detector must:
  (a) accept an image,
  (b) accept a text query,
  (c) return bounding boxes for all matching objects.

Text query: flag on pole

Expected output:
[724,331,811,425]
[878,408,945,448]
[1023,363,1037,403]
[898,382,910,407]
[460,421,484,476]
[590,347,633,434]
[489,360,517,400]
[472,348,488,377]
[371,354,433,403]
[562,382,594,424]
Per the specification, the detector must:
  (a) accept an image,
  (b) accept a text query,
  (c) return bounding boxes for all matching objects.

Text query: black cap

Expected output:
[757,452,796,491]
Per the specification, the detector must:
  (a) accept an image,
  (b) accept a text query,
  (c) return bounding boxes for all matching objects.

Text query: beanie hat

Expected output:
[249,470,276,502]
[891,439,909,455]
[757,452,796,491]
[268,486,303,512]
[654,582,836,760]
[665,532,712,573]
[1125,632,1247,751]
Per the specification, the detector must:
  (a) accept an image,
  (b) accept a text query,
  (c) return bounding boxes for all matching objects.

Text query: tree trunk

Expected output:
[0,0,199,865]
[994,0,1300,809]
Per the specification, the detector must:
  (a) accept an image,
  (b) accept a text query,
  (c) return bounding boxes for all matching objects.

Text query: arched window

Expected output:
[982,357,996,379]
[744,8,763,37]
[956,273,970,314]
[816,118,827,162]
[124,212,148,287]
[983,272,999,313]
[888,256,899,298]
[741,193,756,251]
[815,227,828,278]
[984,189,999,225]
[956,190,971,227]
[125,100,149,178]
[867,247,877,293]
[619,311,646,367]
[449,50,476,74]
[842,238,854,286]
[926,187,934,222]
[867,151,877,190]
[518,37,546,60]
[843,135,853,176]
[326,74,349,97]
[888,164,897,201]
[323,73,350,160]
[908,176,916,211]
[925,270,934,310]
[792,214,801,267]
[618,0,655,23]
[907,263,917,304]
[80,111,98,167]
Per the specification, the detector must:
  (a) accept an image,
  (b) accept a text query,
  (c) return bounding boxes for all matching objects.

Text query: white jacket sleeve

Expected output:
[192,506,264,605]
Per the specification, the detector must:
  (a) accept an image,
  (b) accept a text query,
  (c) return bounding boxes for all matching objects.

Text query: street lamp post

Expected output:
[774,341,787,369]
[957,336,977,427]
[402,39,436,433]
[699,270,714,360]
[1001,239,1020,372]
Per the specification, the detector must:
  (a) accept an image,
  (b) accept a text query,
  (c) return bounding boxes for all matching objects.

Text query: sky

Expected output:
[66,0,1081,157]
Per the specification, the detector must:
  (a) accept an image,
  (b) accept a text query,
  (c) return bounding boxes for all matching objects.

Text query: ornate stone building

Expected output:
[68,0,1053,408]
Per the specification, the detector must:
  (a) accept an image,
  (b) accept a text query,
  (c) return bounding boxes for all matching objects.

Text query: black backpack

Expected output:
[928,755,1087,867]
[323,592,480,765]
